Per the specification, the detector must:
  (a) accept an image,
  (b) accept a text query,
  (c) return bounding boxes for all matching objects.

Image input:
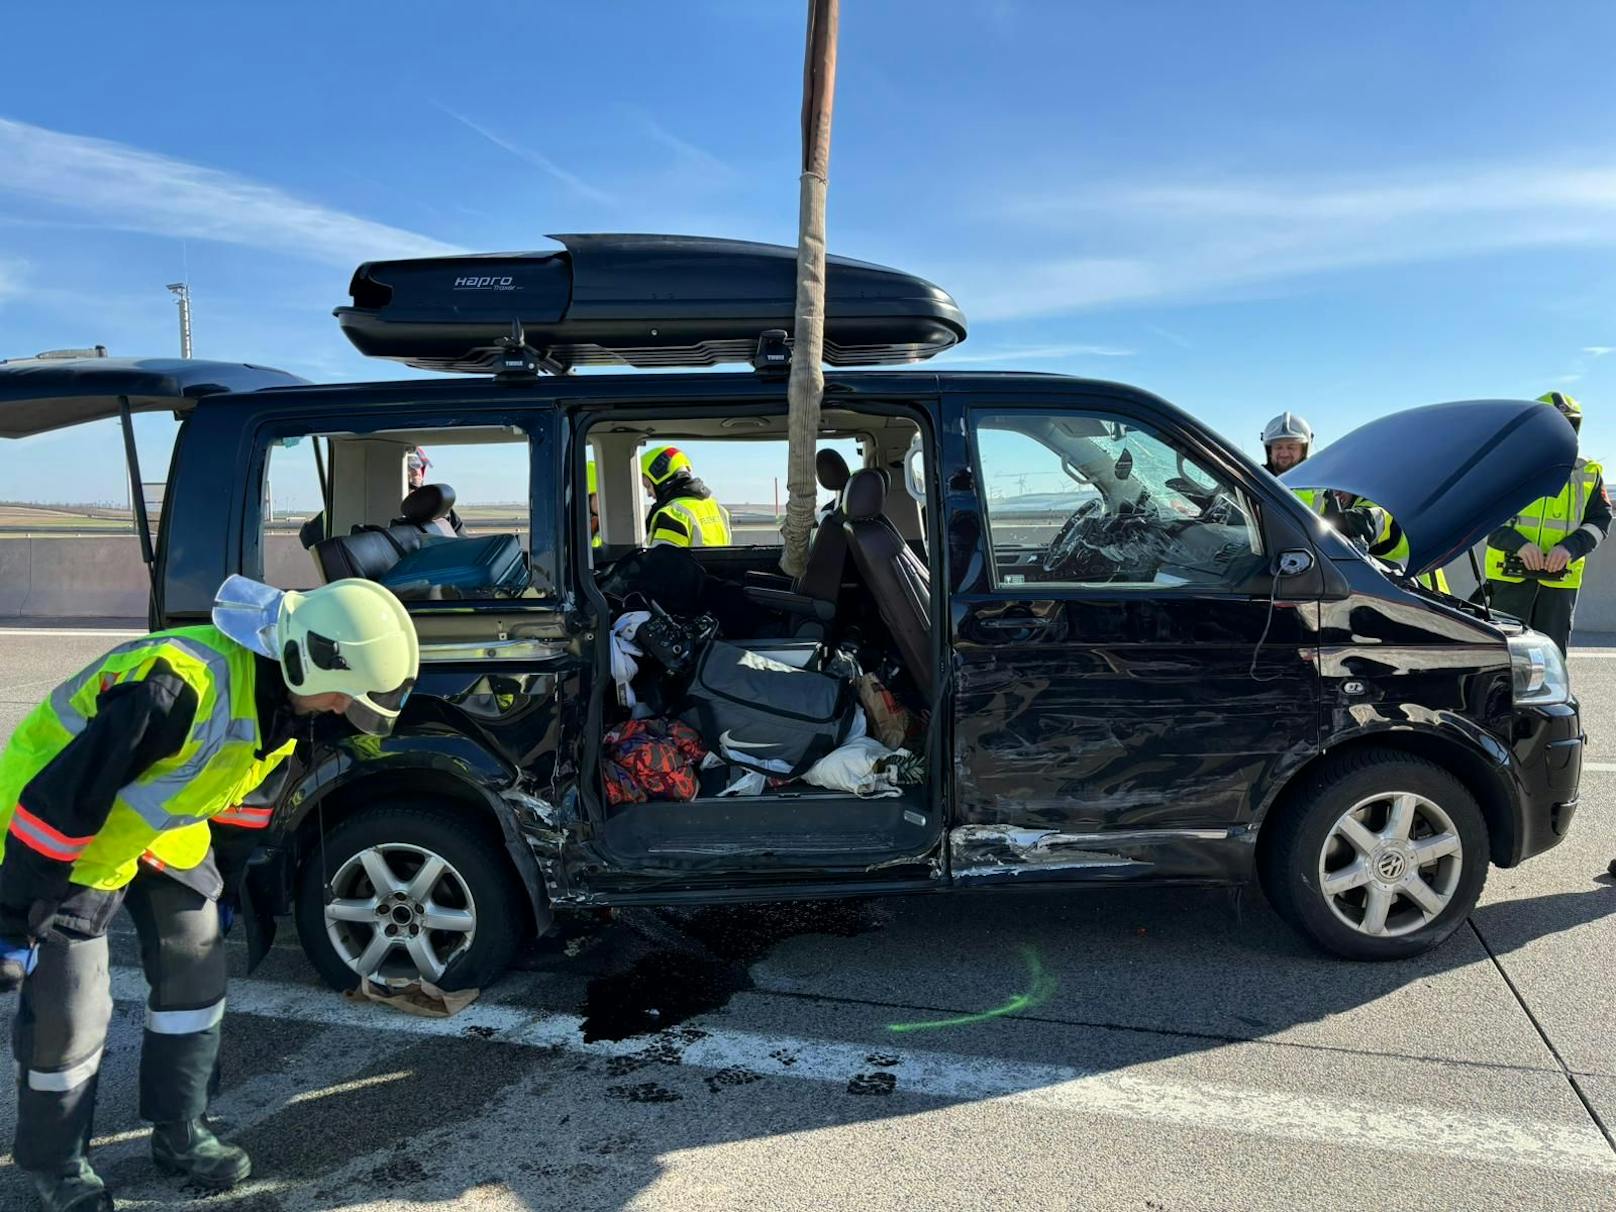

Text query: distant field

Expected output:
[0,504,132,533]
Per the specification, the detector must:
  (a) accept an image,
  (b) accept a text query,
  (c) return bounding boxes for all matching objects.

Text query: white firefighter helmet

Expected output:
[1262,412,1314,449]
[213,575,419,735]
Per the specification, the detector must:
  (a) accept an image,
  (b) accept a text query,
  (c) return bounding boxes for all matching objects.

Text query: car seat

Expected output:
[842,467,932,696]
[396,483,465,537]
[742,450,854,631]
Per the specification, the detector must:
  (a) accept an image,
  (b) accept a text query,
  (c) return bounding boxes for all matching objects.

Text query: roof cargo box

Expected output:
[334,233,967,374]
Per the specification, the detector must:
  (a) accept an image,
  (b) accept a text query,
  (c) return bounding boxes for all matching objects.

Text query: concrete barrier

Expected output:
[0,539,30,615]
[0,535,314,619]
[6,532,1616,638]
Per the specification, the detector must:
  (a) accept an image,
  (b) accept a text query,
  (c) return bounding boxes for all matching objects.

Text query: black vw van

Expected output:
[0,235,1584,991]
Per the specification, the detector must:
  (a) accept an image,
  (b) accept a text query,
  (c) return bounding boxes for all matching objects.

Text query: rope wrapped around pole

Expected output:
[781,0,839,578]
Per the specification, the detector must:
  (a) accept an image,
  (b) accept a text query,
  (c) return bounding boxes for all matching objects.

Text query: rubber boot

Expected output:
[24,1158,114,1212]
[150,1117,251,1190]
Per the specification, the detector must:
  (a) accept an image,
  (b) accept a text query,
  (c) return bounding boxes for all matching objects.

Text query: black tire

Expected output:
[1260,750,1489,960]
[294,803,526,993]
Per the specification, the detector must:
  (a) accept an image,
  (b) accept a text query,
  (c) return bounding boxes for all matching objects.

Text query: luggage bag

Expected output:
[378,533,529,597]
[679,641,856,777]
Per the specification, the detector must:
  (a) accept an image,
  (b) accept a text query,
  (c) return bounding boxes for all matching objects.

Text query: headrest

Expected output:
[401,483,455,525]
[815,449,850,493]
[843,468,886,521]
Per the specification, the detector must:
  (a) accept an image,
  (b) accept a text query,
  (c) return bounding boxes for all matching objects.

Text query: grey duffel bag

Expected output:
[680,641,856,777]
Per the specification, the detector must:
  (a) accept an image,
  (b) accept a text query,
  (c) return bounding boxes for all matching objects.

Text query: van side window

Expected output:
[257,426,536,601]
[973,411,1263,590]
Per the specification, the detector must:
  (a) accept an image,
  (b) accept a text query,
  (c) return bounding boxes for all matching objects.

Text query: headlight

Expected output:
[1508,632,1570,706]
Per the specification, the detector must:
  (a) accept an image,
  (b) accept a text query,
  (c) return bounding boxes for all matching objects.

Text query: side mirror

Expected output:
[1275,549,1314,577]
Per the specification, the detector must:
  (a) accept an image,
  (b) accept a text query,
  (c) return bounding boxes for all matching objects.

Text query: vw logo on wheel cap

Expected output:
[1374,850,1408,882]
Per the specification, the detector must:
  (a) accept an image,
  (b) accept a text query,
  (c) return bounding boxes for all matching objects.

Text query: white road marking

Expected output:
[284,1069,413,1108]
[1569,651,1616,659]
[1583,762,1616,773]
[0,627,145,638]
[107,968,1616,1173]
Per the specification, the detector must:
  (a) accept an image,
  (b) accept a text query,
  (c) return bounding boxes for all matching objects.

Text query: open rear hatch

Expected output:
[1282,399,1578,576]
[334,233,967,373]
[0,356,308,438]
[0,356,309,617]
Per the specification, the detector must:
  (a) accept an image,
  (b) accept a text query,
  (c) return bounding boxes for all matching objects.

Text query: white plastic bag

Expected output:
[801,736,902,798]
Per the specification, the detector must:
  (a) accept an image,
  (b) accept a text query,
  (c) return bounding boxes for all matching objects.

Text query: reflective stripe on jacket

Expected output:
[1484,459,1605,590]
[648,496,733,547]
[0,626,296,890]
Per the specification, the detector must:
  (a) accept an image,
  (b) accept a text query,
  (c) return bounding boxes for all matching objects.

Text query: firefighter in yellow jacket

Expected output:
[0,576,418,1212]
[1484,392,1609,654]
[640,445,732,547]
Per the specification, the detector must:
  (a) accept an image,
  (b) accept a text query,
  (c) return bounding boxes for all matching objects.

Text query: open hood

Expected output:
[1281,399,1578,576]
[0,357,308,439]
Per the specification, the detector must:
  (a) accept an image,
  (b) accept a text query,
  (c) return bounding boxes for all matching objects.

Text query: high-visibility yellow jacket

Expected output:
[0,626,296,894]
[647,495,733,548]
[1485,459,1608,591]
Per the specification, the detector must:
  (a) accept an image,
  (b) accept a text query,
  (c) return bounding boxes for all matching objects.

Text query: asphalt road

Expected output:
[1,627,1614,1211]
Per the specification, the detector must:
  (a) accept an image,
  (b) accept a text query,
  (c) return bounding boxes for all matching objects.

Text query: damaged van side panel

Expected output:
[949,824,1258,884]
[942,386,1320,884]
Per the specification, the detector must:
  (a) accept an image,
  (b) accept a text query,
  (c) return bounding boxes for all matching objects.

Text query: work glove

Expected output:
[0,938,38,993]
[218,900,237,937]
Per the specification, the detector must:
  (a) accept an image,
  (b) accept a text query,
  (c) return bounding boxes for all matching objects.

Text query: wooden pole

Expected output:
[780,0,839,577]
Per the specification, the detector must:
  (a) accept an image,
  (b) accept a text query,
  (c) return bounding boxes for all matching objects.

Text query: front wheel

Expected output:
[294,804,525,992]
[1261,751,1489,960]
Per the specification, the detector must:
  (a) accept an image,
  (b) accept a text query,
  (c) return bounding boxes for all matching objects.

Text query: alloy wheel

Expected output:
[324,843,477,987]
[1316,791,1463,938]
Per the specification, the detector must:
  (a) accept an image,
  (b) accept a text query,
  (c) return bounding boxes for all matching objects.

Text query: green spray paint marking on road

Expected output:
[886,945,1055,1034]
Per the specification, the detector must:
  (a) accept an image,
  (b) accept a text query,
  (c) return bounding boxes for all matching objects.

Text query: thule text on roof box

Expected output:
[334,233,967,375]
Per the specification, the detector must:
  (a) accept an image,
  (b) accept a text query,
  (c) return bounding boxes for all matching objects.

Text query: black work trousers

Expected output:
[11,868,226,1175]
[1488,579,1579,656]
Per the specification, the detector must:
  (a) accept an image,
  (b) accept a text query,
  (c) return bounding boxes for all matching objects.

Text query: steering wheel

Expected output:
[1041,498,1107,575]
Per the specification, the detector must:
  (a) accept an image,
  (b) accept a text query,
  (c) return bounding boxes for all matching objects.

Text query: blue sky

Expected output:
[3,0,1615,506]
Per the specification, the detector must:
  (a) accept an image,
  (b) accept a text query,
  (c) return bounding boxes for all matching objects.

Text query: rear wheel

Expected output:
[1261,751,1489,960]
[294,804,525,992]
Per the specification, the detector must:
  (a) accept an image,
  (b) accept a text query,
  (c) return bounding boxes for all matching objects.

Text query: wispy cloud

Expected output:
[957,162,1616,319]
[431,102,616,207]
[939,342,1134,363]
[0,256,23,303]
[630,110,732,178]
[0,117,462,266]
[1583,346,1615,358]
[1146,323,1194,350]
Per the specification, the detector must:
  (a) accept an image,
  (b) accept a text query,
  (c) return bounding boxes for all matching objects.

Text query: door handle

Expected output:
[977,614,1056,632]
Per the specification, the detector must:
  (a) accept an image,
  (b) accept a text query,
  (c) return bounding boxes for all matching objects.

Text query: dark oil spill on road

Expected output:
[579,899,885,1042]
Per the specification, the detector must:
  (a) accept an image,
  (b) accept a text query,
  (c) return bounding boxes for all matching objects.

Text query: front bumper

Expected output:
[1510,700,1583,864]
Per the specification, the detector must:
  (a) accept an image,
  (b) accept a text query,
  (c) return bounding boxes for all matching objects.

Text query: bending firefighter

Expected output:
[0,576,417,1212]
[1484,392,1609,653]
[1263,412,1447,592]
[641,445,732,548]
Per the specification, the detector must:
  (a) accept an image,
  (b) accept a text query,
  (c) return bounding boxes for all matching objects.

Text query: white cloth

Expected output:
[801,736,904,798]
[717,770,770,797]
[610,611,652,708]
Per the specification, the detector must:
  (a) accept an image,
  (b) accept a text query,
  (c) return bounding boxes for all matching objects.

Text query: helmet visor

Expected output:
[343,678,416,736]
